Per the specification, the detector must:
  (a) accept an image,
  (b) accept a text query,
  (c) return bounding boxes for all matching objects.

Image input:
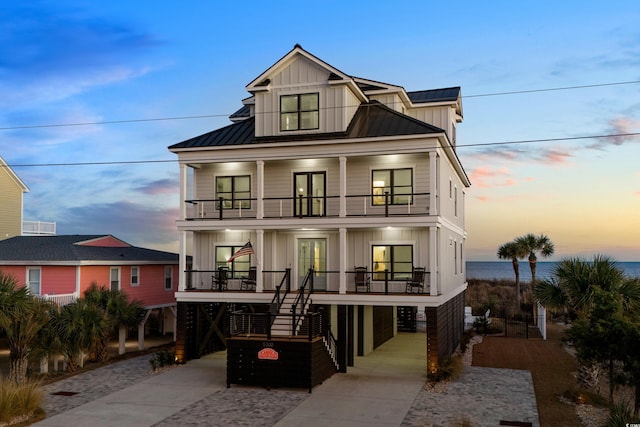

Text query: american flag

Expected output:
[228,241,254,262]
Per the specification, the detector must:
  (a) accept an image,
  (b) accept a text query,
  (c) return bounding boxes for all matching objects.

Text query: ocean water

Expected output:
[466,261,640,281]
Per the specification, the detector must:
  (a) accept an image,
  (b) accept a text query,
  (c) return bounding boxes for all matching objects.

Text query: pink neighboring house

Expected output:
[0,234,180,340]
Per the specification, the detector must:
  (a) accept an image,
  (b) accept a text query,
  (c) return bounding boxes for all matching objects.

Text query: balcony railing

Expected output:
[184,192,430,220]
[37,292,78,306]
[183,269,432,295]
[22,220,57,235]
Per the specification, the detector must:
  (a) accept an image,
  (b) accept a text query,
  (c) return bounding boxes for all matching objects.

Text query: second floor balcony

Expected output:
[184,192,431,221]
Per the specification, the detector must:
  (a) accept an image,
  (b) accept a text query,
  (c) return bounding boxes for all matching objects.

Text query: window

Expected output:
[110,267,120,291]
[372,168,413,205]
[280,93,319,131]
[131,266,139,286]
[27,268,41,295]
[372,245,413,280]
[164,266,173,290]
[216,245,251,279]
[216,175,250,209]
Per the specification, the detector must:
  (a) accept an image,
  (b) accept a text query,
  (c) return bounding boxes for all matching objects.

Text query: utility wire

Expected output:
[0,80,638,131]
[3,132,639,168]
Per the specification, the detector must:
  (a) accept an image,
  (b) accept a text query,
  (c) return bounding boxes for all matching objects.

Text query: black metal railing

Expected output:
[270,268,291,316]
[291,269,314,334]
[184,192,430,220]
[228,309,325,341]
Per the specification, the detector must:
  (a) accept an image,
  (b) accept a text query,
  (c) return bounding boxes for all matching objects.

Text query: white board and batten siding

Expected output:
[254,56,360,137]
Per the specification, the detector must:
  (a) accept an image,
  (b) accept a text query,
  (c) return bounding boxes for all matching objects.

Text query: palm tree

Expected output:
[497,241,527,303]
[82,283,145,362]
[52,298,106,371]
[0,272,53,384]
[534,255,640,319]
[515,233,554,283]
[533,255,640,392]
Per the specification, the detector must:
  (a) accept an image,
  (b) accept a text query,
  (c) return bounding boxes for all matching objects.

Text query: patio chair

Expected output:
[211,266,228,291]
[240,266,257,291]
[405,267,426,293]
[354,267,370,292]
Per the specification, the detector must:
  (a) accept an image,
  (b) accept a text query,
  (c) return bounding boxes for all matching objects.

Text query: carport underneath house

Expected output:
[174,289,465,389]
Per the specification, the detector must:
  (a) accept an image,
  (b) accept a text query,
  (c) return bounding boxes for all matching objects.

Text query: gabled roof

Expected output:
[0,235,179,263]
[169,102,444,150]
[0,155,29,193]
[245,44,367,102]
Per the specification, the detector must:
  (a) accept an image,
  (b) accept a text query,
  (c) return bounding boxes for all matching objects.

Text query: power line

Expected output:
[3,131,639,168]
[463,80,640,98]
[0,80,638,131]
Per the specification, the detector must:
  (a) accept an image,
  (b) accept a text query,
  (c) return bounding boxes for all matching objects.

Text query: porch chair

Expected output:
[211,266,228,291]
[240,266,257,291]
[354,267,370,292]
[405,267,426,293]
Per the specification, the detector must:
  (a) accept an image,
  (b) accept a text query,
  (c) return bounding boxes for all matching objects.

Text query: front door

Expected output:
[298,238,326,290]
[294,172,325,217]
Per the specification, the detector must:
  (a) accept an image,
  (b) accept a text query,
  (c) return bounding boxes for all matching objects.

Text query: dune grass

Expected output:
[0,377,43,425]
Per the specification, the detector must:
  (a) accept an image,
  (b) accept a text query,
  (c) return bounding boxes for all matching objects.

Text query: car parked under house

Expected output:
[168,45,470,389]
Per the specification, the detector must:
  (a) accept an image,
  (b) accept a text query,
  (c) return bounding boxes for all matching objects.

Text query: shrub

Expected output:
[606,402,640,427]
[428,355,464,382]
[0,378,43,424]
[150,350,176,371]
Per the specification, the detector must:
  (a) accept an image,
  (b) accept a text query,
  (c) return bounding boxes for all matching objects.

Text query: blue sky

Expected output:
[1,1,639,260]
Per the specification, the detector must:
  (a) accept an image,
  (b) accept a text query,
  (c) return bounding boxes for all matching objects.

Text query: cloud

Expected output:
[590,117,640,149]
[0,4,162,108]
[56,201,179,247]
[469,166,516,189]
[135,178,179,195]
[535,148,572,164]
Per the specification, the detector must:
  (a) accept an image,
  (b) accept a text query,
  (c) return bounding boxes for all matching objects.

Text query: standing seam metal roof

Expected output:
[169,102,445,150]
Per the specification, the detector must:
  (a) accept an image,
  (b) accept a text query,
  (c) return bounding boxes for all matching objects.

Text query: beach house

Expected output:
[0,234,180,350]
[168,45,470,388]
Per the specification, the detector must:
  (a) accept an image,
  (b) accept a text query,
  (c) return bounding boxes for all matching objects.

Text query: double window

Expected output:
[216,245,251,279]
[372,245,413,280]
[216,175,250,209]
[280,93,319,131]
[372,168,413,205]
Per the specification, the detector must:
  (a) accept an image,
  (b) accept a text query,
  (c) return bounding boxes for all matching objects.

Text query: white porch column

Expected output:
[178,231,187,291]
[429,151,437,215]
[256,229,264,292]
[138,310,152,351]
[179,163,187,218]
[339,227,347,294]
[339,156,347,217]
[429,225,438,296]
[256,160,264,219]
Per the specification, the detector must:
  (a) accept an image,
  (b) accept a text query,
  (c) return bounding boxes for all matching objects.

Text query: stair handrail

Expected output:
[291,268,314,335]
[270,268,291,318]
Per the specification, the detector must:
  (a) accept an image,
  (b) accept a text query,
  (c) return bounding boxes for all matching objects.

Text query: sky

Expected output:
[1,1,639,261]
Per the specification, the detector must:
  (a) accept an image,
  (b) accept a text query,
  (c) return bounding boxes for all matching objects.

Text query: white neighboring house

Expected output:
[168,45,470,383]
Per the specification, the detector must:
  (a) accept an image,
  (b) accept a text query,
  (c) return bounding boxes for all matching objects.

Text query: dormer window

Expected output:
[280,93,319,131]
